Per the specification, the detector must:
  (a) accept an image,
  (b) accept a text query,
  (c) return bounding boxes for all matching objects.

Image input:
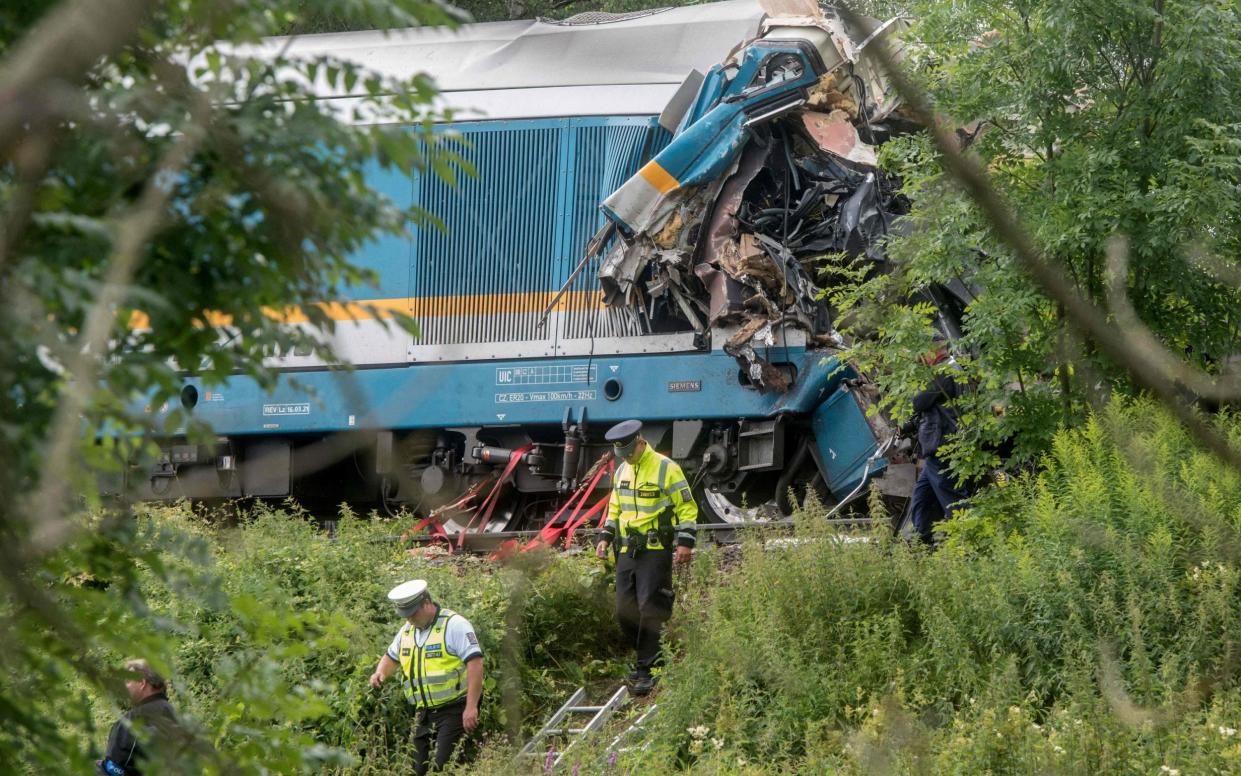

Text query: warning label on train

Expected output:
[495,390,597,404]
[667,381,703,393]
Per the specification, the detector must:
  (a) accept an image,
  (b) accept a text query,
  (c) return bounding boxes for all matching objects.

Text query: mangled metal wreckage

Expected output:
[594,1,914,393]
[131,1,947,536]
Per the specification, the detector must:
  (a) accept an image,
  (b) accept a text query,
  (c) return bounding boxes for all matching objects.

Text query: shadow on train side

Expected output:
[119,0,968,539]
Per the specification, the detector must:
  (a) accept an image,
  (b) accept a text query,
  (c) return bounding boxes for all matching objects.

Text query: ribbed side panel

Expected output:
[411,123,563,346]
[557,121,662,341]
[409,118,669,348]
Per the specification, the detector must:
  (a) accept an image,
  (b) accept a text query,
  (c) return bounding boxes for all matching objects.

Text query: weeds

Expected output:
[61,399,1241,774]
[76,503,622,775]
[627,399,1241,774]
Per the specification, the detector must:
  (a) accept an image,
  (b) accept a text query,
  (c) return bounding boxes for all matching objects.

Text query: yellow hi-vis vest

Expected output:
[605,447,698,551]
[398,608,467,709]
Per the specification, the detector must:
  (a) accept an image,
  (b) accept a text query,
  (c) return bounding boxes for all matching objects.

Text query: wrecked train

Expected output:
[136,0,929,532]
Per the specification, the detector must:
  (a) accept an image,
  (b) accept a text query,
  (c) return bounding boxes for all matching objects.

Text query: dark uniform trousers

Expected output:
[910,454,970,544]
[615,548,675,673]
[411,697,467,776]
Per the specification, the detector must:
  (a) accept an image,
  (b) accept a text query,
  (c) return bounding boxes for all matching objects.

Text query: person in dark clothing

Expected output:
[907,347,971,545]
[595,420,697,697]
[97,660,180,776]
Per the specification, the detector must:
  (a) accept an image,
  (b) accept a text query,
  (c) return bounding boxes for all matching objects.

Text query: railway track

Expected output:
[343,515,888,554]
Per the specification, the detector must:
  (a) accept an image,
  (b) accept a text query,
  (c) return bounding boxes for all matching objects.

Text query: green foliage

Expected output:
[835,0,1241,480]
[0,1,472,771]
[1,0,468,488]
[613,400,1241,773]
[20,503,621,774]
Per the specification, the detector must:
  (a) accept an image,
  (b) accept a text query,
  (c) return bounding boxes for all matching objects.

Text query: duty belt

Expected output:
[619,525,672,557]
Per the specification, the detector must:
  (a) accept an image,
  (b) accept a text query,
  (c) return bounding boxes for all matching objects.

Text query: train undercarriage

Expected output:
[134,403,911,538]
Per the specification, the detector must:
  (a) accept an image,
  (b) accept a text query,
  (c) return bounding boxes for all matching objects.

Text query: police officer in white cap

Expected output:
[369,580,483,775]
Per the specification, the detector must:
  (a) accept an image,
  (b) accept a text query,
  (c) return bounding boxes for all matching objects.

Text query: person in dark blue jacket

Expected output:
[907,345,971,545]
[97,660,181,776]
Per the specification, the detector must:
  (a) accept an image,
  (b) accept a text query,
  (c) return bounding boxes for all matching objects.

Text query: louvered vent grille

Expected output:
[409,118,669,347]
[557,121,657,341]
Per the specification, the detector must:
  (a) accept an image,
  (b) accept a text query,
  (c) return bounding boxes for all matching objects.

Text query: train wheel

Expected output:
[432,487,536,536]
[700,487,782,524]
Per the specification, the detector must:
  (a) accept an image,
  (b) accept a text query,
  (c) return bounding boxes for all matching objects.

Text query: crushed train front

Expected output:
[124,0,937,536]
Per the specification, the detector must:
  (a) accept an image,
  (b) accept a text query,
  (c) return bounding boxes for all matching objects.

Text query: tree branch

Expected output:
[24,84,213,557]
[0,0,160,157]
[838,3,1241,471]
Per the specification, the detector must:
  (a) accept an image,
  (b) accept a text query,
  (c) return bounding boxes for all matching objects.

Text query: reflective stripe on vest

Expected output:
[613,450,678,549]
[398,608,467,709]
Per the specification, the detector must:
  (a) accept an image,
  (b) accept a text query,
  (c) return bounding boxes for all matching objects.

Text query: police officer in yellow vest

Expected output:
[595,420,697,696]
[369,580,483,775]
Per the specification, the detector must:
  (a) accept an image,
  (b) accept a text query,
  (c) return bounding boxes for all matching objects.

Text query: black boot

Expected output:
[630,673,656,697]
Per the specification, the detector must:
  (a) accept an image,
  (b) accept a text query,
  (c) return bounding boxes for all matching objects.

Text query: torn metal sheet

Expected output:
[801,110,878,167]
[660,69,707,132]
[591,2,917,392]
[600,36,821,235]
[724,318,792,392]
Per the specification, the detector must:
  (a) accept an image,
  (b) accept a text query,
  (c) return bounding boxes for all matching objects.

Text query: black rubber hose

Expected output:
[775,439,811,516]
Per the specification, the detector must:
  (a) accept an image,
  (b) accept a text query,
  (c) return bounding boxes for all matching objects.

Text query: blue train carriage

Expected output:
[133,0,920,534]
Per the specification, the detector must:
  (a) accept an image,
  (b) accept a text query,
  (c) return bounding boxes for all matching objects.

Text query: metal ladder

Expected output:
[607,703,659,756]
[517,685,629,768]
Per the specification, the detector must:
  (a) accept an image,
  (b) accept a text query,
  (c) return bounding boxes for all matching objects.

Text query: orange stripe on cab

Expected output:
[638,161,679,194]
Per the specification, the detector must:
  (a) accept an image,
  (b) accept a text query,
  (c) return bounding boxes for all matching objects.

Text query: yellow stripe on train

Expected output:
[124,290,604,330]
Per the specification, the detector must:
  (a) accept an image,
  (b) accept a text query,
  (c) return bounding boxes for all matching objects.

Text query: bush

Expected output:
[62,502,622,775]
[622,399,1241,774]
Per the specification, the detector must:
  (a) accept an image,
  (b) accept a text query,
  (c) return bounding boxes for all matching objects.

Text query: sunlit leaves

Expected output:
[836,0,1241,480]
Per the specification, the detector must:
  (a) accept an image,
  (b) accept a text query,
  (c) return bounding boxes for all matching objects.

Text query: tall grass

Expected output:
[624,399,1241,774]
[77,398,1241,774]
[95,502,621,774]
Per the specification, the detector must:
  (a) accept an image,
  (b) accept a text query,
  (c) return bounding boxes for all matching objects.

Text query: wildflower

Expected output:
[1161,766,1181,776]
[1054,745,1065,755]
[1219,725,1237,737]
[712,737,725,750]
[687,725,710,739]
[1008,705,1022,716]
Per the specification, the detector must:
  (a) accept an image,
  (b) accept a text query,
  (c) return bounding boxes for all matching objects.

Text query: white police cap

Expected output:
[388,579,430,617]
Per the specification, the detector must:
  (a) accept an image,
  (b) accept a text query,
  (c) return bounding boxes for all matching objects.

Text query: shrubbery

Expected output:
[48,399,1241,774]
[66,503,621,774]
[629,399,1241,774]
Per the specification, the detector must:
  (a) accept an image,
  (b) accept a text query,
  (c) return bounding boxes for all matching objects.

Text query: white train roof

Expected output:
[258,0,767,121]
